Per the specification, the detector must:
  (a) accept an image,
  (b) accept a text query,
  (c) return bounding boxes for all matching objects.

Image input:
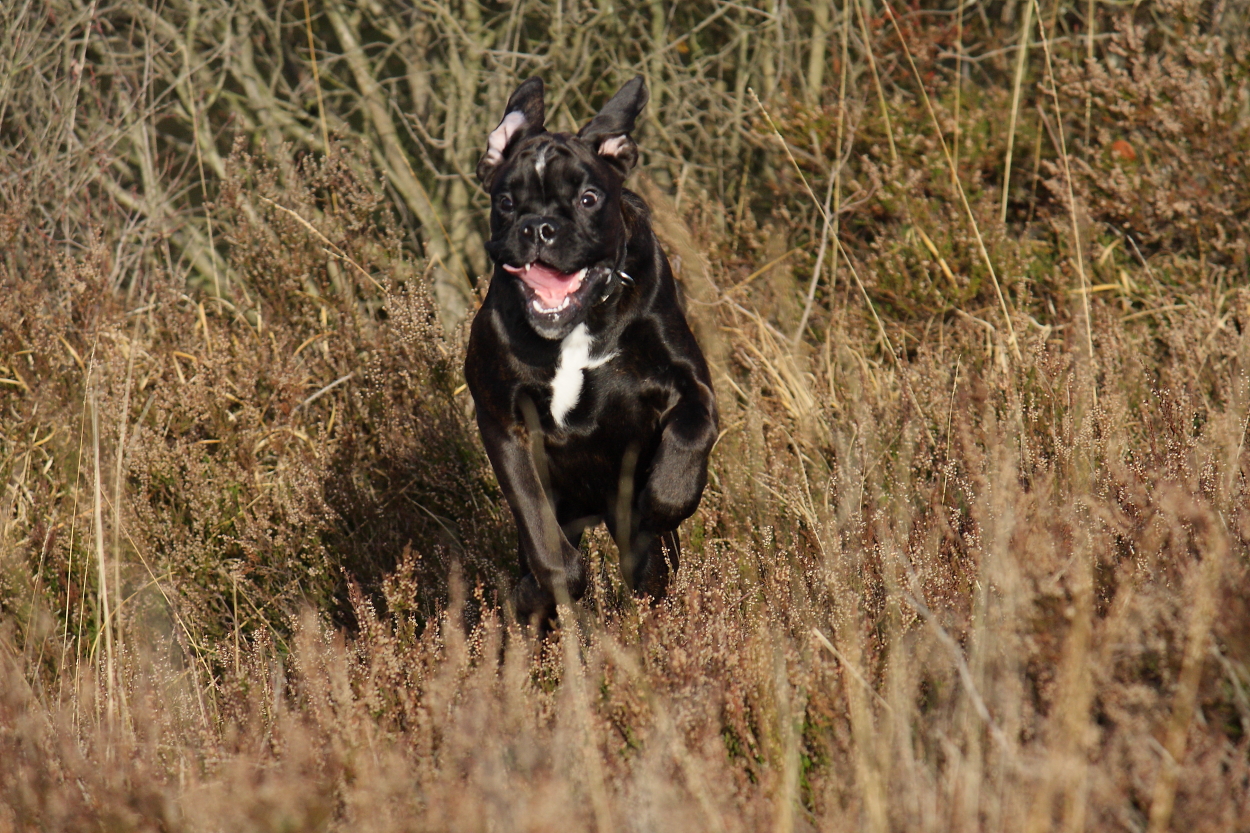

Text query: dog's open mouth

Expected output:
[503,261,590,314]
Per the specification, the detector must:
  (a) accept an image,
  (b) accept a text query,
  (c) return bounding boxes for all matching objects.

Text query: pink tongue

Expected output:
[516,263,583,307]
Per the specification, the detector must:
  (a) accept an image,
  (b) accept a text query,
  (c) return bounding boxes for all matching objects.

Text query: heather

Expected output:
[1,1,1248,830]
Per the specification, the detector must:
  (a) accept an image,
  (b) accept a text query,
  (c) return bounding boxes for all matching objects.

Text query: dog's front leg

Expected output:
[638,377,719,532]
[477,414,586,624]
[618,377,718,592]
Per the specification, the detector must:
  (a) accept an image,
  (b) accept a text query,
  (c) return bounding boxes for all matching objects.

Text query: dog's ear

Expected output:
[477,77,547,186]
[577,76,648,175]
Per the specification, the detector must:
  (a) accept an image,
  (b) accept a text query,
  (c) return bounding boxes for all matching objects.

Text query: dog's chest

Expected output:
[549,324,616,427]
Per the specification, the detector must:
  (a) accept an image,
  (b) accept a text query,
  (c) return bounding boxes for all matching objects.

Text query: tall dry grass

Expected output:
[2,1,1250,830]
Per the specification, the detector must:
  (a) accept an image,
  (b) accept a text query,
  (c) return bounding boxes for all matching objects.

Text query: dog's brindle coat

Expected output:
[465,77,718,625]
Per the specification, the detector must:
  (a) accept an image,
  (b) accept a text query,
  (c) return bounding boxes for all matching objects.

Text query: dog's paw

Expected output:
[513,573,555,624]
[638,457,708,531]
[513,552,588,626]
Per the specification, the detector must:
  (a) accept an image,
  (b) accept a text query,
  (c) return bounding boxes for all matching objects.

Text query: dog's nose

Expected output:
[519,218,559,245]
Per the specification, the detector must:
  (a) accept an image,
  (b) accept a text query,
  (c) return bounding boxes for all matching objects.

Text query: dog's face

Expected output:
[477,77,648,340]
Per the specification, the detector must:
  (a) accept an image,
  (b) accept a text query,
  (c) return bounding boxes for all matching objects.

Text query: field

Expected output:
[2,0,1249,830]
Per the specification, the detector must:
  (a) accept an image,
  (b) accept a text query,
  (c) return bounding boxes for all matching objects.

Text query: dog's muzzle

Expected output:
[503,261,616,339]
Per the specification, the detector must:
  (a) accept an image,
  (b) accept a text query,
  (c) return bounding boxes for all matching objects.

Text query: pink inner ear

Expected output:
[483,111,529,165]
[598,135,631,158]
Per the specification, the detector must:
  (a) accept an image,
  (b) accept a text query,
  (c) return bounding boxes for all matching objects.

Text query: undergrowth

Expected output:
[2,1,1249,831]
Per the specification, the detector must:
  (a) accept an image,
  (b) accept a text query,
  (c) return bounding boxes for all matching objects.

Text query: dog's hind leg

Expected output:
[515,505,595,630]
[636,529,680,600]
[609,525,680,601]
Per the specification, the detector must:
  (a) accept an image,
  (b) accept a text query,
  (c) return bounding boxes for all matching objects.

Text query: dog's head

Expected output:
[477,76,648,340]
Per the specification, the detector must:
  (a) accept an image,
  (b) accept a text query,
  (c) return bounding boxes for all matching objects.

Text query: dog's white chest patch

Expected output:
[550,324,615,428]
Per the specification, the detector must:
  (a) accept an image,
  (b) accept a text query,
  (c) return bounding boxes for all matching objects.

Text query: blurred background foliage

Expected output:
[5,0,1247,333]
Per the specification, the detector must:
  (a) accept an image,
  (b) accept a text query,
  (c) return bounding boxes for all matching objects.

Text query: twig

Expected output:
[855,0,899,166]
[897,550,1015,756]
[299,373,355,410]
[792,172,837,347]
[1000,0,1035,225]
[90,395,117,724]
[795,6,854,347]
[184,44,221,298]
[749,88,826,218]
[951,0,965,183]
[881,2,1022,363]
[1084,0,1096,152]
[257,196,384,291]
[811,628,893,712]
[1033,0,1096,388]
[1120,304,1187,323]
[940,353,962,504]
[722,247,804,299]
[751,87,936,443]
[836,237,937,447]
[303,0,331,154]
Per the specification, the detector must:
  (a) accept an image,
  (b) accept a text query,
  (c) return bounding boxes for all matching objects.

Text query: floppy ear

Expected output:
[477,77,547,186]
[577,76,648,175]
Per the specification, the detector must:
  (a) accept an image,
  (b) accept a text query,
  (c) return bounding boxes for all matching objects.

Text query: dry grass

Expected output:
[2,1,1250,831]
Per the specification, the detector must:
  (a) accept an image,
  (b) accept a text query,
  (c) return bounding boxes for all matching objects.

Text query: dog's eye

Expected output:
[580,190,599,209]
[498,195,515,212]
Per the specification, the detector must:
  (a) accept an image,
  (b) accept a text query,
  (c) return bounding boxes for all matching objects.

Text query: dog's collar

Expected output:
[599,238,632,302]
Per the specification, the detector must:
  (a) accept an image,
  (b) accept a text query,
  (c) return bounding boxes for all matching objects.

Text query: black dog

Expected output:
[465,76,718,625]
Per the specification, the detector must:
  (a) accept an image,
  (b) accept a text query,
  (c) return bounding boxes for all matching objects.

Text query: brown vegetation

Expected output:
[2,1,1249,830]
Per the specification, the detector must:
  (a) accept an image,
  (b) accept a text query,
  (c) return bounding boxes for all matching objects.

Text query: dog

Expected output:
[464,76,718,626]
